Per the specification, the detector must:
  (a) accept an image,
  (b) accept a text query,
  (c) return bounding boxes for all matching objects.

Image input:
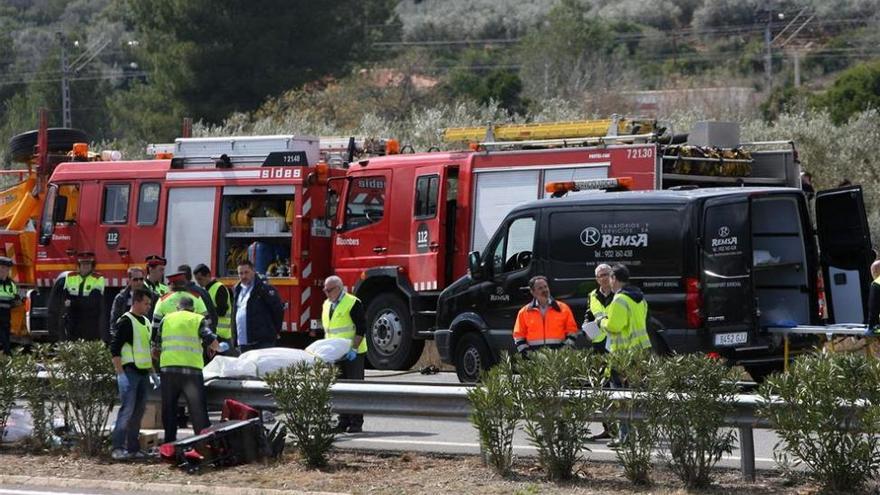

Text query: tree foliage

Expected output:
[125,0,399,126]
[817,60,880,124]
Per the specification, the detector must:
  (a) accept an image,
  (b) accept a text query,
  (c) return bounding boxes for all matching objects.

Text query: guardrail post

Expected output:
[738,425,756,482]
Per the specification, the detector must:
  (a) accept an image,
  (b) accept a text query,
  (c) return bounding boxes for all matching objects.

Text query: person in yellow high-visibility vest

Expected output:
[153,296,219,443]
[582,263,614,441]
[596,263,651,448]
[322,275,367,434]
[193,264,232,349]
[109,288,155,461]
[0,257,20,356]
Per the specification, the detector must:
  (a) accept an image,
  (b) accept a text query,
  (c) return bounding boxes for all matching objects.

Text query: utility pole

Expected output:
[57,32,72,128]
[793,50,801,87]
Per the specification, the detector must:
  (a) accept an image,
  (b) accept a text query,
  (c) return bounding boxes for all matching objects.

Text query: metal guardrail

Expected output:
[200,378,776,481]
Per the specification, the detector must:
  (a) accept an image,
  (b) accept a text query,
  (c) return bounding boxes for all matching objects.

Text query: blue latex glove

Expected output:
[217,342,230,353]
[116,372,130,390]
[345,349,358,362]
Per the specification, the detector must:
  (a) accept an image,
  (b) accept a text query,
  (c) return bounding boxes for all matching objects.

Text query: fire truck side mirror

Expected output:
[468,251,483,280]
[324,189,339,230]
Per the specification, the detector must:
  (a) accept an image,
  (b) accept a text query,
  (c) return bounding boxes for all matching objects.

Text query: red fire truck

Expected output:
[28,135,346,345]
[326,119,802,369]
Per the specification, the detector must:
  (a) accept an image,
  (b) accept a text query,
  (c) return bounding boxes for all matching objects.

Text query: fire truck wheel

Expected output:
[365,294,424,370]
[454,332,493,383]
[9,128,89,163]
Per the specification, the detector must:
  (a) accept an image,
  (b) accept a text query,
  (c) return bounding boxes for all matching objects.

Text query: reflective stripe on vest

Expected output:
[588,289,610,343]
[321,292,368,354]
[0,279,16,309]
[119,312,152,370]
[63,273,105,297]
[606,295,651,352]
[159,311,205,369]
[208,281,232,340]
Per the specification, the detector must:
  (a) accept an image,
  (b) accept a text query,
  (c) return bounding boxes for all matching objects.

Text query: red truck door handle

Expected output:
[373,246,387,254]
[65,248,77,256]
[117,247,130,256]
[429,241,440,251]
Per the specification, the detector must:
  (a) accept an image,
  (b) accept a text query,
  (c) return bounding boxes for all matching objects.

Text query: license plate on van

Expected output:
[714,332,748,346]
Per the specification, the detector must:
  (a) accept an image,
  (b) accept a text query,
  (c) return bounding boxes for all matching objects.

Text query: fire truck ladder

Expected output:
[442,115,660,146]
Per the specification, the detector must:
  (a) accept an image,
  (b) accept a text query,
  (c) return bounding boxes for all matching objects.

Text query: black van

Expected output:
[434,186,873,382]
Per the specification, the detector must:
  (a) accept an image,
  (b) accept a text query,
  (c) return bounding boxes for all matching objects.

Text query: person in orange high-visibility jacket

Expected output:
[513,275,579,358]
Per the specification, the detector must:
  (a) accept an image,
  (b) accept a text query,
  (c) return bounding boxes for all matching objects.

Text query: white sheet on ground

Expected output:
[239,347,316,377]
[305,338,351,363]
[203,355,259,380]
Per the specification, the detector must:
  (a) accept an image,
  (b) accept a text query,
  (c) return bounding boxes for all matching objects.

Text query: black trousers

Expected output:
[337,353,365,428]
[160,371,210,442]
[0,321,10,355]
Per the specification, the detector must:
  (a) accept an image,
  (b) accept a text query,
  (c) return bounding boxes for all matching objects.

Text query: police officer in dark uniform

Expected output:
[0,256,21,355]
[144,255,169,298]
[61,252,106,341]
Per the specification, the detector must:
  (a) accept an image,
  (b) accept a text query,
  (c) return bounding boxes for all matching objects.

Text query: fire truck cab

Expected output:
[29,135,342,343]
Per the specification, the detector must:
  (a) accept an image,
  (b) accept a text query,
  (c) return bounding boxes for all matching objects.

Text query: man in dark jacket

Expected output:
[232,260,283,352]
[109,267,156,336]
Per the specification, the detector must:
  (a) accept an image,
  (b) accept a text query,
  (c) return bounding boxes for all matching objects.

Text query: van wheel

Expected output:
[365,294,424,370]
[454,332,494,383]
[744,363,784,383]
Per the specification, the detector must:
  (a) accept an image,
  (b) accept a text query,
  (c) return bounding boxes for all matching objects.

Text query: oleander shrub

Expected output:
[46,341,117,456]
[758,352,880,492]
[648,354,738,488]
[468,354,519,476]
[517,348,609,480]
[17,345,57,450]
[265,361,337,468]
[0,353,18,443]
[605,348,659,485]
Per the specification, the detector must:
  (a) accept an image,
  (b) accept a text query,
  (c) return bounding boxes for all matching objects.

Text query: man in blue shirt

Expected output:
[231,260,283,352]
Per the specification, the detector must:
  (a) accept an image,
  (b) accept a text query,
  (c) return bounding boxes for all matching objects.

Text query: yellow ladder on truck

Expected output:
[442,116,657,143]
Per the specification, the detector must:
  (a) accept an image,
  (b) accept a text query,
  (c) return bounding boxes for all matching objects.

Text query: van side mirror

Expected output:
[468,251,483,280]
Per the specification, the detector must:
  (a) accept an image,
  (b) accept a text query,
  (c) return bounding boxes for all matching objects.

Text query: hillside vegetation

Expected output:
[1,1,879,232]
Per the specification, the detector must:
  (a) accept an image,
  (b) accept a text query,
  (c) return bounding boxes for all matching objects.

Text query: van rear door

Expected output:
[815,186,873,323]
[701,196,755,346]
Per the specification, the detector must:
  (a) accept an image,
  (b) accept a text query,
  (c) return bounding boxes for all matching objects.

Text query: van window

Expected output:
[102,184,130,224]
[414,175,439,218]
[137,182,161,225]
[344,176,386,230]
[548,209,683,279]
[489,216,536,275]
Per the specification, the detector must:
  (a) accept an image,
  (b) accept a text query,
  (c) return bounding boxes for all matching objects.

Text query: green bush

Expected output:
[758,352,880,492]
[46,341,117,457]
[605,348,658,485]
[648,354,737,489]
[265,361,337,468]
[0,354,18,442]
[517,348,609,480]
[467,354,519,476]
[17,345,56,450]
